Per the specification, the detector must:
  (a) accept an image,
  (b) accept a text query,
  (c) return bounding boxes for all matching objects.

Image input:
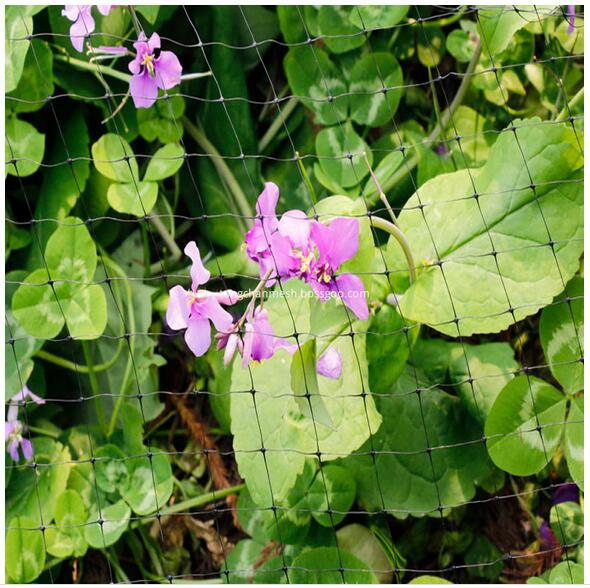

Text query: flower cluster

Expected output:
[165,182,362,376]
[63,6,183,109]
[5,386,45,462]
[245,182,369,321]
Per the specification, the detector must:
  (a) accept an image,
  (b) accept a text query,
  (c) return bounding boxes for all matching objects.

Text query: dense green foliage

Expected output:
[5,5,584,584]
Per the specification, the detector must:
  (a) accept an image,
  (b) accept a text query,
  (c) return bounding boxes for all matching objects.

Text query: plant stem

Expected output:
[150,215,182,262]
[236,268,273,327]
[35,341,124,374]
[370,216,417,284]
[258,96,298,152]
[182,117,253,225]
[54,53,132,83]
[296,152,318,205]
[414,6,467,28]
[556,86,583,121]
[28,425,60,439]
[82,341,106,433]
[369,41,482,205]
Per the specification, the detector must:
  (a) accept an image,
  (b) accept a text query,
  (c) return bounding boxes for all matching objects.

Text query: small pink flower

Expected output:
[166,242,237,357]
[128,32,182,108]
[567,5,576,34]
[316,346,342,380]
[5,385,44,463]
[62,5,115,52]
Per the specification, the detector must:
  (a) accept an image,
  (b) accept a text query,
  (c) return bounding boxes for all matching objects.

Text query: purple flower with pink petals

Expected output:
[128,32,182,108]
[5,385,45,463]
[553,483,579,505]
[62,5,114,52]
[567,5,576,34]
[166,242,237,357]
[316,346,342,380]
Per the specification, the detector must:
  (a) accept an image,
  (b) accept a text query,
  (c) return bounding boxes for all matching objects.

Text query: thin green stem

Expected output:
[28,425,60,439]
[556,86,583,121]
[182,117,253,225]
[258,96,299,152]
[296,152,318,205]
[150,215,182,261]
[82,341,106,433]
[54,53,132,83]
[414,6,467,28]
[369,41,482,205]
[35,340,124,374]
[370,216,417,284]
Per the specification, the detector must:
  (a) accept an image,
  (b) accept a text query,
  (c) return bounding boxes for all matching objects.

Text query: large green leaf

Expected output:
[85,500,131,548]
[143,143,185,182]
[349,5,409,30]
[485,376,566,475]
[564,396,583,490]
[550,501,584,546]
[46,489,88,558]
[316,123,371,188]
[478,5,531,56]
[540,277,584,394]
[107,180,158,217]
[290,547,378,583]
[349,53,403,127]
[318,6,367,53]
[121,451,173,515]
[284,47,348,126]
[92,133,138,183]
[389,119,583,336]
[346,369,488,518]
[5,117,45,177]
[307,464,356,527]
[12,218,107,340]
[6,516,45,583]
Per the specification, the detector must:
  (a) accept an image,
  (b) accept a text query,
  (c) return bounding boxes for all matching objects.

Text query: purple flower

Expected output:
[539,521,559,549]
[316,346,342,379]
[553,483,579,505]
[435,143,449,159]
[128,32,182,108]
[567,5,576,34]
[62,5,114,52]
[245,183,311,285]
[5,385,45,463]
[307,219,369,321]
[166,242,237,357]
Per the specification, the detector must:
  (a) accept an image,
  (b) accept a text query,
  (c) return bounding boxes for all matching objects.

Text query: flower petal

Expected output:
[69,9,95,52]
[201,296,234,334]
[310,220,334,266]
[166,285,189,330]
[21,438,33,461]
[184,316,211,357]
[8,440,19,462]
[223,334,239,367]
[130,71,159,108]
[184,241,210,290]
[147,32,161,52]
[155,50,183,90]
[278,210,311,250]
[316,346,342,379]
[333,273,369,320]
[326,217,359,269]
[96,5,113,16]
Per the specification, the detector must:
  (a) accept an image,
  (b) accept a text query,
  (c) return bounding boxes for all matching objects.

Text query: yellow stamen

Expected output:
[297,251,314,275]
[142,52,155,77]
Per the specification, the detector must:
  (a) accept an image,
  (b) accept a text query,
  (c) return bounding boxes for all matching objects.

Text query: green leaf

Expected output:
[337,524,394,584]
[318,6,366,53]
[449,342,518,423]
[95,444,129,494]
[121,451,173,515]
[5,116,45,177]
[13,218,107,340]
[7,39,53,113]
[410,576,453,584]
[224,539,265,583]
[564,396,584,490]
[362,151,404,198]
[6,438,71,525]
[478,5,531,56]
[47,489,88,558]
[284,47,348,126]
[316,123,371,188]
[465,537,502,581]
[346,368,488,518]
[367,305,416,393]
[137,94,185,143]
[451,105,491,166]
[143,143,185,182]
[540,277,584,394]
[485,376,566,475]
[6,516,45,583]
[135,5,159,24]
[349,53,403,127]
[85,500,131,548]
[446,29,476,63]
[349,5,409,30]
[390,119,583,336]
[277,6,307,43]
[107,180,158,217]
[548,561,584,584]
[92,133,138,183]
[308,465,356,527]
[5,6,35,92]
[290,547,378,583]
[550,501,584,546]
